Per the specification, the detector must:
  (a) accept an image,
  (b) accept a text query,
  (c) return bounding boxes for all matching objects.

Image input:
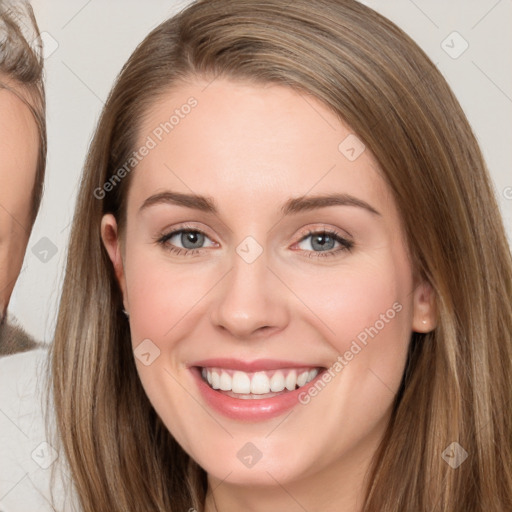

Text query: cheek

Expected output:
[123,247,211,426]
[124,248,215,343]
[284,255,414,448]
[297,257,411,338]
[289,252,414,385]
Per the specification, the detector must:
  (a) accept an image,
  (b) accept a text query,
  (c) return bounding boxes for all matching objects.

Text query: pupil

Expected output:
[312,234,333,251]
[182,231,203,249]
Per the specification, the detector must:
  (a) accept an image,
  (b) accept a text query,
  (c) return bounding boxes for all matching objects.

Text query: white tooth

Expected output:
[297,370,309,387]
[250,372,271,394]
[270,370,286,392]
[205,367,319,394]
[219,371,232,391]
[307,368,319,383]
[285,370,297,391]
[211,370,221,389]
[232,371,251,394]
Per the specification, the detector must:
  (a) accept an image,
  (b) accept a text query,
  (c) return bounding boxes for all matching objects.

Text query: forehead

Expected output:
[127,78,392,217]
[0,77,39,137]
[0,85,39,162]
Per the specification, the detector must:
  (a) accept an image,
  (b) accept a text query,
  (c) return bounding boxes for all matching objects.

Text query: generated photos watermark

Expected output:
[93,96,198,200]
[298,301,403,405]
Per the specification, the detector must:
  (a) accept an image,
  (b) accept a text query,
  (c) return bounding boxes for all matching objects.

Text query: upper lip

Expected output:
[190,358,324,373]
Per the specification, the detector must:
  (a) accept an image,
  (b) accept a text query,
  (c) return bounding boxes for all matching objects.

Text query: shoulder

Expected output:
[0,315,43,357]
[0,349,81,512]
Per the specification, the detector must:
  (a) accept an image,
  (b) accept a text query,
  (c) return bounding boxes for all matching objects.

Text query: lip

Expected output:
[189,358,319,372]
[189,364,326,422]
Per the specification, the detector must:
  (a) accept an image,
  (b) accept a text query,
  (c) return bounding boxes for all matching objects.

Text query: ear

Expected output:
[411,280,437,333]
[100,213,128,312]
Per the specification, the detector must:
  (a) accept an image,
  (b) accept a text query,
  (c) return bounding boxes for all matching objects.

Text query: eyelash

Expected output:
[155,224,354,259]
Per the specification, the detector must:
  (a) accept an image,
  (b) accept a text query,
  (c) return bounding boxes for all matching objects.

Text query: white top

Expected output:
[0,349,80,512]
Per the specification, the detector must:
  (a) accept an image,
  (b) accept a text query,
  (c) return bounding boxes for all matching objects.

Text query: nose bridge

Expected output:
[210,235,288,338]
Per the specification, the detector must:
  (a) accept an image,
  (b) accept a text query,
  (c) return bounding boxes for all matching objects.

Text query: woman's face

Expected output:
[102,78,435,496]
[0,81,39,317]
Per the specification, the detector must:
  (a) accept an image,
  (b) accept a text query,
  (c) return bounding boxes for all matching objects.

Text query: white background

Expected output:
[10,0,512,343]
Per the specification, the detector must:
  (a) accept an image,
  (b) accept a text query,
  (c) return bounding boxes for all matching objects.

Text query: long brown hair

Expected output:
[48,1,512,510]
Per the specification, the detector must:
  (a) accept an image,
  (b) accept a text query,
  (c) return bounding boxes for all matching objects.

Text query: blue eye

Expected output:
[295,230,354,258]
[157,228,216,256]
[156,226,353,258]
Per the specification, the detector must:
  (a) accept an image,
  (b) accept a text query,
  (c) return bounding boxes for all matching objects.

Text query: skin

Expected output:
[101,78,436,512]
[0,79,39,319]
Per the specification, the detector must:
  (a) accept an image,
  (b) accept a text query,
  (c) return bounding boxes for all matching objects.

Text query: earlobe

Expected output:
[411,280,437,333]
[100,214,128,308]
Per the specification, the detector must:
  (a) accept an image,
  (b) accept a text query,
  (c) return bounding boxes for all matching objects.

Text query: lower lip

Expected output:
[189,366,325,421]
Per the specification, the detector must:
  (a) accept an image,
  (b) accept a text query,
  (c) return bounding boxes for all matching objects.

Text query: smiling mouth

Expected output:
[197,366,325,400]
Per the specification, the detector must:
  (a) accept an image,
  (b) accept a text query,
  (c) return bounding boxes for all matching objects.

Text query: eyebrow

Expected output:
[139,191,381,216]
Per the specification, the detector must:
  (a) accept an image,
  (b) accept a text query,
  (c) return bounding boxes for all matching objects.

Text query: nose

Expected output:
[209,247,290,340]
